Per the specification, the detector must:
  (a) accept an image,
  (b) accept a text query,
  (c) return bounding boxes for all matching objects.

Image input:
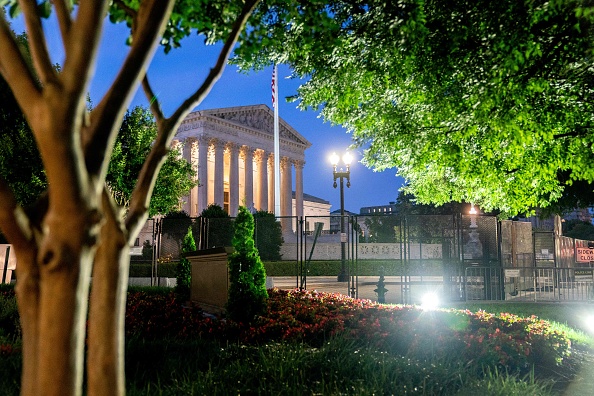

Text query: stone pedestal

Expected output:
[186,247,233,314]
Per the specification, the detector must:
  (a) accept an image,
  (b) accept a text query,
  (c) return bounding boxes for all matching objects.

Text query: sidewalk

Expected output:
[270,276,447,304]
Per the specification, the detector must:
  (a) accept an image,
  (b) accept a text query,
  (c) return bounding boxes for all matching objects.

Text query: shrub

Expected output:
[198,204,234,248]
[253,210,283,260]
[175,227,196,301]
[129,262,176,278]
[0,287,19,340]
[226,206,268,323]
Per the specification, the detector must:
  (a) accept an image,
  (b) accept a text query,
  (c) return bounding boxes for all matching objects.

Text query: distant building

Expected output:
[291,192,332,232]
[360,202,397,215]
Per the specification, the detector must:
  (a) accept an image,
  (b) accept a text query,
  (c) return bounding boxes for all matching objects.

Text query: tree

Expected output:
[394,191,477,216]
[107,106,196,217]
[364,214,401,243]
[253,210,283,260]
[563,219,594,241]
[0,1,259,394]
[226,206,268,323]
[236,0,594,217]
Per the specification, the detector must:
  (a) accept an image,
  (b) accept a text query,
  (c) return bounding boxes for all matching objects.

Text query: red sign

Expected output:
[576,247,594,262]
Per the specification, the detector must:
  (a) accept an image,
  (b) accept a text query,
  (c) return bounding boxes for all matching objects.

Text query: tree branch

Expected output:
[0,15,43,126]
[126,0,260,234]
[61,0,108,100]
[113,0,137,20]
[82,0,176,180]
[19,0,58,87]
[553,126,592,139]
[141,75,165,124]
[168,0,261,125]
[53,0,73,44]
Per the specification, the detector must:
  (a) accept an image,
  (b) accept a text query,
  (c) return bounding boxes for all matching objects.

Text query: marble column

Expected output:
[267,153,275,215]
[294,160,305,219]
[212,139,225,209]
[258,150,269,212]
[280,157,293,234]
[281,157,293,216]
[241,146,254,211]
[227,143,240,216]
[197,135,209,214]
[182,138,197,216]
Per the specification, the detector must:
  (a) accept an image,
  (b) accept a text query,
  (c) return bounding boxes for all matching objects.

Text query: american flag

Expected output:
[271,66,276,108]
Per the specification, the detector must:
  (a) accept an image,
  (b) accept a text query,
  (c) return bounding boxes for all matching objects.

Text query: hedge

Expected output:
[129,263,177,278]
[127,260,449,278]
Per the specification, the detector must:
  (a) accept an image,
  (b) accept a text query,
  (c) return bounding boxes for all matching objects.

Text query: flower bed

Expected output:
[125,288,572,375]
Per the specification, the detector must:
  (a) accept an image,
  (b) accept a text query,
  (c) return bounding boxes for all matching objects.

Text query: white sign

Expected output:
[129,246,143,256]
[576,247,594,262]
[505,269,521,278]
[575,269,594,281]
[340,233,347,243]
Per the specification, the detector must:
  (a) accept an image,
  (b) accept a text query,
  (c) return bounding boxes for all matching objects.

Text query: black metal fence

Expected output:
[135,213,594,303]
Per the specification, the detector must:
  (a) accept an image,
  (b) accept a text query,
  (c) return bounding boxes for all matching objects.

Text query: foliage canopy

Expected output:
[236,0,594,217]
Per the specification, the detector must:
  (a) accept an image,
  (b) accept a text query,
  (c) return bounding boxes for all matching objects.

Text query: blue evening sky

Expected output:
[9,16,405,212]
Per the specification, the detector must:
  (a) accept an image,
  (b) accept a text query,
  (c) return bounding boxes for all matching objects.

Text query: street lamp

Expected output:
[331,151,352,282]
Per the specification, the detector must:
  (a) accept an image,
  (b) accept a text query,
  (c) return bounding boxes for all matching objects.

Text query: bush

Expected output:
[198,204,234,248]
[175,227,196,301]
[0,287,19,340]
[226,206,268,323]
[253,211,283,260]
[129,262,177,278]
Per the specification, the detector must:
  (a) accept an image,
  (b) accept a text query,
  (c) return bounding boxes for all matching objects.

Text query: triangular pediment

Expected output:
[198,104,311,148]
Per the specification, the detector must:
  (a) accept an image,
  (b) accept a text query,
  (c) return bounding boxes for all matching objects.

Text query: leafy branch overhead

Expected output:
[235,0,594,216]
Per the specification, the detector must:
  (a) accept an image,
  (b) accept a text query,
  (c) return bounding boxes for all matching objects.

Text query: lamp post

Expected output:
[331,151,352,282]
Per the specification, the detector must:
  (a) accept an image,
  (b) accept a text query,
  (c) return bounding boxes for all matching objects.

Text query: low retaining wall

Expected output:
[280,243,443,261]
[128,277,177,287]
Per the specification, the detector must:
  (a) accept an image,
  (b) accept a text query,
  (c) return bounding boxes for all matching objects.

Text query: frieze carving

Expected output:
[212,109,305,145]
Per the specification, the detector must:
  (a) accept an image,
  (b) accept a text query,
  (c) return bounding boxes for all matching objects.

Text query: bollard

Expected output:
[374,266,388,304]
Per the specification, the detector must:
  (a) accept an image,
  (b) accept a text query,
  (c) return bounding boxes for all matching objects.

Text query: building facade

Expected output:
[173,105,311,222]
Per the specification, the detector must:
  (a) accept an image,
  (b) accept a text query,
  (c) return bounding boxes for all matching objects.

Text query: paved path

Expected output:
[271,276,449,304]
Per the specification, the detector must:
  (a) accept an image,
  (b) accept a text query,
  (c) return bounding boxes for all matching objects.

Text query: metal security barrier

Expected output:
[465,266,594,302]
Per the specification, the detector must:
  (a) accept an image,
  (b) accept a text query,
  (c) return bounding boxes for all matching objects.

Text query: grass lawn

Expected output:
[1,285,593,395]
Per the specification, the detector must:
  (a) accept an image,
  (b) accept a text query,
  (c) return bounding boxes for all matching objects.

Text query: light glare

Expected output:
[421,292,440,310]
[343,152,353,165]
[330,152,339,166]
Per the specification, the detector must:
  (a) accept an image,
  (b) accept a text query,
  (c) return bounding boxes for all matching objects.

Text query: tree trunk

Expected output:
[14,248,40,396]
[87,194,129,396]
[15,211,97,396]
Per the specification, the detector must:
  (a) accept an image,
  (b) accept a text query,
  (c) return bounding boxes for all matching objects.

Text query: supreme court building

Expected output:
[173,105,311,222]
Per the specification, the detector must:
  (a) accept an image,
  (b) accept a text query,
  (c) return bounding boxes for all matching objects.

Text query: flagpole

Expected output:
[273,65,281,217]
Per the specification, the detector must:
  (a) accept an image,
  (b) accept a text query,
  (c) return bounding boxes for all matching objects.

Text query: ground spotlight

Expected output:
[421,292,440,310]
[584,314,594,334]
